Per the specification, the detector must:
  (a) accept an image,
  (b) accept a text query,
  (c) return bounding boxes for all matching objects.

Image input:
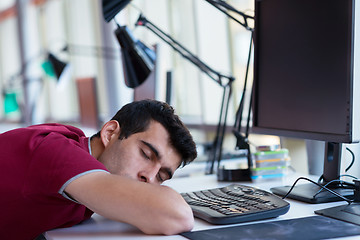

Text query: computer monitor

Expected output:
[252,0,360,203]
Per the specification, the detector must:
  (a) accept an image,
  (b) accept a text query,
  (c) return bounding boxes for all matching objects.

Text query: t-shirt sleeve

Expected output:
[22,132,109,203]
[58,170,108,203]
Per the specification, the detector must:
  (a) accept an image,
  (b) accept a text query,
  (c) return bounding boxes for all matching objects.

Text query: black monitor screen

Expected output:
[253,0,355,143]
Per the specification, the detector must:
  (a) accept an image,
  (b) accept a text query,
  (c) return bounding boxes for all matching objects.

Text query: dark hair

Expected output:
[92,99,197,167]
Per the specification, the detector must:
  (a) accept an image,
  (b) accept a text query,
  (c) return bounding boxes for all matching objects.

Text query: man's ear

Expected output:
[100,120,120,147]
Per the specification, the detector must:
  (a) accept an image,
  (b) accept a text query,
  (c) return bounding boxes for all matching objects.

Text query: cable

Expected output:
[282,177,354,204]
[317,175,355,188]
[313,179,354,198]
[345,147,355,172]
[317,174,324,183]
[340,174,358,180]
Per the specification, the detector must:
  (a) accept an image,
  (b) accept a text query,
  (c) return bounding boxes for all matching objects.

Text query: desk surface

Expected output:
[45,174,359,240]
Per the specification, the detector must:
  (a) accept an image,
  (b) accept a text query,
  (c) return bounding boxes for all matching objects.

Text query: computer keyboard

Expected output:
[181,184,290,225]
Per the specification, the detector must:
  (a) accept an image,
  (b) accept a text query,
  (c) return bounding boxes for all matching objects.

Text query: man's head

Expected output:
[111,99,197,167]
[92,99,197,182]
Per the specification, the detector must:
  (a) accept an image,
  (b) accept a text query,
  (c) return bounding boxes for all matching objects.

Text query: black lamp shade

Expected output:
[47,53,68,80]
[115,25,155,88]
[102,0,132,22]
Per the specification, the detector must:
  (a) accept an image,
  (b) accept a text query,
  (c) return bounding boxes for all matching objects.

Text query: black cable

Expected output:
[317,174,324,184]
[340,174,358,180]
[345,147,355,172]
[317,174,355,188]
[282,177,354,204]
[313,179,355,198]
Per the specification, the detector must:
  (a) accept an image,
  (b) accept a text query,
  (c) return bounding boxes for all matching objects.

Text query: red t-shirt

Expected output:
[0,123,108,239]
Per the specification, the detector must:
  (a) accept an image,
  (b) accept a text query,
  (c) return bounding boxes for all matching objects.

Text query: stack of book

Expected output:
[251,145,290,181]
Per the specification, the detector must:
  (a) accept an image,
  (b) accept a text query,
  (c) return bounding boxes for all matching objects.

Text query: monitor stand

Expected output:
[315,203,360,226]
[315,179,360,224]
[271,142,354,203]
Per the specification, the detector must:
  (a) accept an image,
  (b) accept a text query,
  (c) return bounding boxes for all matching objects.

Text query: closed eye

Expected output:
[141,149,150,160]
[157,169,172,183]
[157,173,164,182]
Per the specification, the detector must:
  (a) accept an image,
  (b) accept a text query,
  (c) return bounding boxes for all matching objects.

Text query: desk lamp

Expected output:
[102,0,132,23]
[45,52,69,80]
[114,24,156,88]
[3,51,69,119]
[101,0,255,180]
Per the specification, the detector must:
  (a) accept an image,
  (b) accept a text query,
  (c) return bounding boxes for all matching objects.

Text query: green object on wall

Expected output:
[41,61,56,78]
[4,92,19,114]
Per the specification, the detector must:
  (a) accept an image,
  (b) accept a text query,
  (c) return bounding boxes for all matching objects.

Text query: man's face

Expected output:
[98,121,181,184]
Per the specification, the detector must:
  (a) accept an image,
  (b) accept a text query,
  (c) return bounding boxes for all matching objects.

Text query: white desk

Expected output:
[45,174,359,240]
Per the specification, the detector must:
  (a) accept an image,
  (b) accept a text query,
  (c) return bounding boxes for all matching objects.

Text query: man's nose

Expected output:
[138,163,161,184]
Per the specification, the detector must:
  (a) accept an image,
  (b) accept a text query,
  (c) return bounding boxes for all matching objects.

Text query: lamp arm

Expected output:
[204,0,254,31]
[135,14,234,87]
[63,44,120,59]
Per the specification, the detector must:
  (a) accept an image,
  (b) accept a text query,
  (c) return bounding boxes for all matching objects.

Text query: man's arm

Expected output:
[65,172,194,235]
